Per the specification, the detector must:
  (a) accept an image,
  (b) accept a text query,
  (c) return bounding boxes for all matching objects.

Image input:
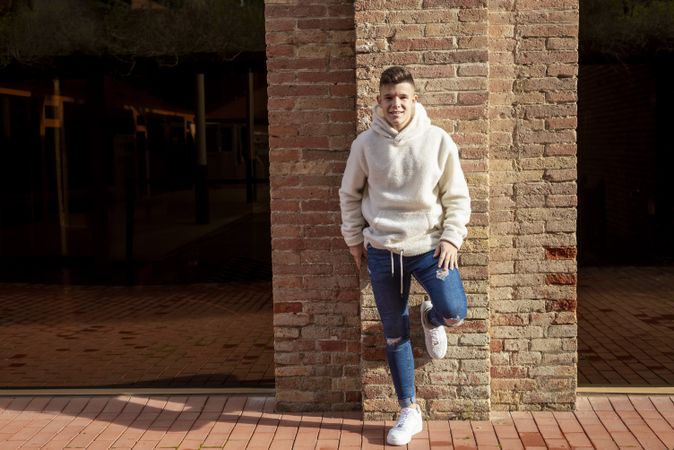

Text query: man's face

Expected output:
[377,82,417,131]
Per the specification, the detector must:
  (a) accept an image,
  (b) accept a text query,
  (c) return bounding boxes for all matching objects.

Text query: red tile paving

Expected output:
[578,266,674,386]
[0,395,672,449]
[0,282,273,388]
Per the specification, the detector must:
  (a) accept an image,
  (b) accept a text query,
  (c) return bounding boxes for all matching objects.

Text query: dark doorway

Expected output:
[577,12,674,386]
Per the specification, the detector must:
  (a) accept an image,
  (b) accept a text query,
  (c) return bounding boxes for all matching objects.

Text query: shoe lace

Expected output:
[394,407,416,429]
[427,325,444,346]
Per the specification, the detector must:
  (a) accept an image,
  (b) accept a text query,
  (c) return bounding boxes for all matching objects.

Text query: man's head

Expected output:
[377,66,418,131]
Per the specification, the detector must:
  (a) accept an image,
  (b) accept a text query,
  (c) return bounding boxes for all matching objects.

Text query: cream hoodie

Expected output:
[339,103,471,256]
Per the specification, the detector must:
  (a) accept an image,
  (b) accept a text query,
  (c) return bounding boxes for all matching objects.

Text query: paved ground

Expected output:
[0,210,274,389]
[0,394,673,449]
[1,264,672,389]
[0,282,273,389]
[578,266,674,386]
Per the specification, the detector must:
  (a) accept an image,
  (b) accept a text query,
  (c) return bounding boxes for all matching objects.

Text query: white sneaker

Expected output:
[420,300,447,359]
[387,405,423,446]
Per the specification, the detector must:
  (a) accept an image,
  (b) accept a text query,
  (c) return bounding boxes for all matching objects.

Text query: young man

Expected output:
[339,66,471,445]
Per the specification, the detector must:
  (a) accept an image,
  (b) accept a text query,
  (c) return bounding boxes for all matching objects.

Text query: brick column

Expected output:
[488,0,579,410]
[265,1,360,411]
[355,0,491,420]
[266,0,579,415]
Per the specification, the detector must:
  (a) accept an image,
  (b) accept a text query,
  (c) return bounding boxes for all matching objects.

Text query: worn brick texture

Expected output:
[488,0,579,411]
[266,0,578,415]
[355,0,491,421]
[265,0,360,412]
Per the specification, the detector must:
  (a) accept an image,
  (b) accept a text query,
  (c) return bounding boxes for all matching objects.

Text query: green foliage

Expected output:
[581,0,674,61]
[0,0,265,67]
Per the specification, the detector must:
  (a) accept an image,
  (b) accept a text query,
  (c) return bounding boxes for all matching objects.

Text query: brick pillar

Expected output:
[266,0,579,415]
[355,0,491,420]
[488,0,579,410]
[265,1,360,411]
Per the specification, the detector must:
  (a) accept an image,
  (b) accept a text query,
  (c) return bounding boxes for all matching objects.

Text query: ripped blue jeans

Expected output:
[367,245,468,408]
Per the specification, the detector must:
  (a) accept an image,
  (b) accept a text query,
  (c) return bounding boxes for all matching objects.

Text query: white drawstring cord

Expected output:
[400,250,404,296]
[390,251,394,277]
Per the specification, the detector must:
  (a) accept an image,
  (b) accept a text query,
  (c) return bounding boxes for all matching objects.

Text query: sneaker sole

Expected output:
[386,423,423,446]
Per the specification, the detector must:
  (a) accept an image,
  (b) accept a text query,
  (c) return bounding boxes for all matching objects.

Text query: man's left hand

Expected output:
[434,240,459,271]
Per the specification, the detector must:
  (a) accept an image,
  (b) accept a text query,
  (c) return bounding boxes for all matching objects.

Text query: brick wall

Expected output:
[266,0,579,415]
[265,0,360,412]
[354,0,491,421]
[488,0,579,411]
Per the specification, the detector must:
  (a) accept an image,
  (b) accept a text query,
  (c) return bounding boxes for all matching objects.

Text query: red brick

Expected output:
[266,5,327,18]
[318,340,348,352]
[458,8,487,22]
[268,97,296,111]
[491,339,505,352]
[274,302,304,314]
[271,199,300,212]
[518,0,578,9]
[458,92,488,105]
[519,24,578,38]
[425,50,489,64]
[546,299,576,312]
[492,315,529,326]
[547,117,577,130]
[301,200,340,212]
[545,143,576,156]
[267,45,295,57]
[265,19,296,32]
[297,70,355,83]
[267,85,330,97]
[266,58,329,71]
[516,50,577,65]
[328,4,354,17]
[273,276,303,290]
[298,18,354,31]
[545,247,577,260]
[545,273,577,285]
[356,0,421,10]
[429,105,487,120]
[390,38,457,51]
[491,366,528,378]
[423,0,487,7]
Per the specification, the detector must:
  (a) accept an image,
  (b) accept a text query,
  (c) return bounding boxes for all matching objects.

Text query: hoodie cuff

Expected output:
[344,236,364,248]
[440,231,464,250]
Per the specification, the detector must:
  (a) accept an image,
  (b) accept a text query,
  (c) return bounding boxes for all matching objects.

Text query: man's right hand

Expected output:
[349,244,365,272]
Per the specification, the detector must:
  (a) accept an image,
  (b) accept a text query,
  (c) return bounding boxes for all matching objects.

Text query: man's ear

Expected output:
[413,94,418,102]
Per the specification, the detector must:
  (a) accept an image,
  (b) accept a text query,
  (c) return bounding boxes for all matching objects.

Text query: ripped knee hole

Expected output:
[386,337,402,346]
[444,317,464,328]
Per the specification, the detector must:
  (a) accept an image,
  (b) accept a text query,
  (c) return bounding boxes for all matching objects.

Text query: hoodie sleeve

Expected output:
[339,139,368,247]
[438,136,471,249]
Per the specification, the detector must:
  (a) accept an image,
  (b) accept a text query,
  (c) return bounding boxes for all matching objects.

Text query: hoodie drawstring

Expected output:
[390,249,404,297]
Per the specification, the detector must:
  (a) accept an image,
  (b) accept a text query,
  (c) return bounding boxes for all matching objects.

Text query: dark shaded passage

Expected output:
[578,266,674,386]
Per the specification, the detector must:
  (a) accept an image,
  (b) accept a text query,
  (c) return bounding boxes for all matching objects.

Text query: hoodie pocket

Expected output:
[372,210,433,243]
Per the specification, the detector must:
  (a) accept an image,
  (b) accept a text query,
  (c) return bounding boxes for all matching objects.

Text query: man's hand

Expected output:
[349,244,365,272]
[434,240,459,271]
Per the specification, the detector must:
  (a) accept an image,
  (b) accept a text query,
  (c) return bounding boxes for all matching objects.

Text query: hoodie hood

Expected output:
[371,102,432,143]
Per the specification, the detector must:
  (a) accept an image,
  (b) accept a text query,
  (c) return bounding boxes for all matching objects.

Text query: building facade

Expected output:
[265,0,578,419]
